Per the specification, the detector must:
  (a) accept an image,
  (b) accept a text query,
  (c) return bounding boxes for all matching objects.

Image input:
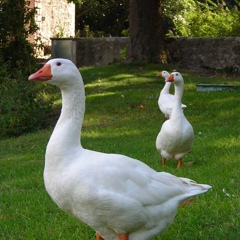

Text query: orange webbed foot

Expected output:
[96,232,105,240]
[96,232,129,240]
[118,234,129,240]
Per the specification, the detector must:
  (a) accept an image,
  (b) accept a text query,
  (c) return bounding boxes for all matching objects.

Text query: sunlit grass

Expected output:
[1,63,240,239]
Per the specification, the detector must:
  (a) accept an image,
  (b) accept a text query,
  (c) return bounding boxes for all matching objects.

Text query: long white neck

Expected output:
[171,82,184,118]
[46,82,85,159]
[161,82,171,94]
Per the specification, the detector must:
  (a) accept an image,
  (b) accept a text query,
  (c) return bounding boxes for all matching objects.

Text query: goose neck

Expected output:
[161,82,171,94]
[48,85,85,150]
[173,82,184,107]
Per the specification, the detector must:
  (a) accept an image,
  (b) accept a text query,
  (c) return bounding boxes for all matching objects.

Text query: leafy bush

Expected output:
[0,61,54,138]
[0,0,54,138]
[0,0,38,70]
[163,0,240,37]
[73,0,129,37]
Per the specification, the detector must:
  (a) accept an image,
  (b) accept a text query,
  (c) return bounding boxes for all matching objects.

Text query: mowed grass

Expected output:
[1,63,240,239]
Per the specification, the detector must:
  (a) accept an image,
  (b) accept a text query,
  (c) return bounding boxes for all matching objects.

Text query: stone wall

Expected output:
[167,37,240,70]
[51,37,240,70]
[76,37,128,66]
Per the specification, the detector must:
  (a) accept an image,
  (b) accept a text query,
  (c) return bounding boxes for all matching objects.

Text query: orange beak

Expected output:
[156,72,163,77]
[166,73,174,82]
[28,64,52,81]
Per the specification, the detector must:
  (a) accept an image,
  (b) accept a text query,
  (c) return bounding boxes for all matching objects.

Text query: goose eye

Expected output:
[56,62,62,66]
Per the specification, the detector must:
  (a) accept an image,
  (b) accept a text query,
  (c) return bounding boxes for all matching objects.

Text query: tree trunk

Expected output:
[126,0,168,63]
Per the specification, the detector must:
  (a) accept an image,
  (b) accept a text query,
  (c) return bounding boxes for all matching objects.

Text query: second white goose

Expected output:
[157,70,186,119]
[156,72,194,168]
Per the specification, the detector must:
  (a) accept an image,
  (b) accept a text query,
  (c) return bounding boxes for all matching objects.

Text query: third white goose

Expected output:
[156,72,194,168]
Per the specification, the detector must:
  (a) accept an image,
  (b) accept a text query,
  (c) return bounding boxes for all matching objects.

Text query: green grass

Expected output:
[1,63,240,239]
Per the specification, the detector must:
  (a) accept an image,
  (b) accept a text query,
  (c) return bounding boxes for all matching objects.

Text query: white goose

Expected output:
[156,72,194,168]
[157,71,186,119]
[29,59,210,240]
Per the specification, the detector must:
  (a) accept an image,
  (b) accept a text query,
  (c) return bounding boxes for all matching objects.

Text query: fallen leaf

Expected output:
[180,199,196,208]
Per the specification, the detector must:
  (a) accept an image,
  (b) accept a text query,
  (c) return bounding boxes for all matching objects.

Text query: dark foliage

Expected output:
[75,0,129,37]
[0,0,53,138]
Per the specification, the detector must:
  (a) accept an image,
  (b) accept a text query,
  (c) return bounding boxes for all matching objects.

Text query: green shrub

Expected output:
[0,0,54,138]
[163,0,240,37]
[0,62,54,138]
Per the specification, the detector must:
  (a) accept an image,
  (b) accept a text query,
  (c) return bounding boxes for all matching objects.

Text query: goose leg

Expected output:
[96,232,104,240]
[162,157,166,166]
[118,234,129,240]
[96,232,128,240]
[177,159,182,168]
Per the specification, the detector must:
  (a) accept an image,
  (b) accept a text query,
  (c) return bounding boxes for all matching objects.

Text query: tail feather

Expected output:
[177,177,212,201]
[181,104,187,108]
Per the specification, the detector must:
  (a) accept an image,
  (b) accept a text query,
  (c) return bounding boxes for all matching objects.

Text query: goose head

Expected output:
[157,70,170,78]
[28,58,82,89]
[166,72,184,86]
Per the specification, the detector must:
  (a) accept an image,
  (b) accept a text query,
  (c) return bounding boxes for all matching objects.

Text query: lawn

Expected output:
[1,63,240,239]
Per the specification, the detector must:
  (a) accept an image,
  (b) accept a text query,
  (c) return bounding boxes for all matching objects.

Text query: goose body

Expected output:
[29,59,210,240]
[156,72,194,168]
[157,71,186,119]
